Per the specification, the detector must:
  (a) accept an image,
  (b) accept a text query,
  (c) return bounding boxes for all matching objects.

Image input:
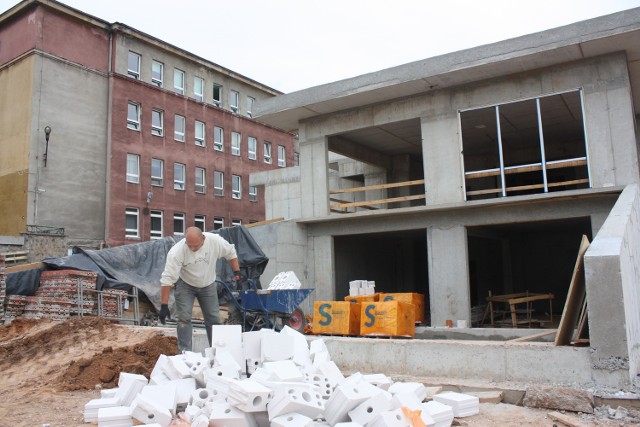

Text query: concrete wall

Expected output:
[585,184,640,387]
[250,167,302,220]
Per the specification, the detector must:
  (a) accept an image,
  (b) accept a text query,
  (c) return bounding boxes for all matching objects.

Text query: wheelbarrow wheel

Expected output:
[286,307,307,333]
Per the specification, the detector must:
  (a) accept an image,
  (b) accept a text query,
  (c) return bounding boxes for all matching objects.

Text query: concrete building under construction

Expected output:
[248,8,640,390]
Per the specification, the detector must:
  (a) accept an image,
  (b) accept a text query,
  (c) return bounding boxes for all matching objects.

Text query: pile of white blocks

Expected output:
[267,271,302,290]
[83,324,479,426]
[348,280,376,296]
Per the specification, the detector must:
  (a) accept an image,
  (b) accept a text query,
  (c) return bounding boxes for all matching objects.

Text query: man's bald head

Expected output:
[185,227,205,252]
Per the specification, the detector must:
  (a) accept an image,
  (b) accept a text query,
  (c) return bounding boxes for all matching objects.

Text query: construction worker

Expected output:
[159,226,243,352]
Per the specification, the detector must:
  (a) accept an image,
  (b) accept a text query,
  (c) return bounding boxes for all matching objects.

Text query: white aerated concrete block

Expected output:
[391,391,422,410]
[324,381,379,426]
[247,357,261,374]
[174,377,197,407]
[190,387,220,408]
[243,329,275,361]
[388,382,426,402]
[214,347,243,375]
[130,394,172,427]
[362,373,393,390]
[190,413,211,427]
[309,338,328,357]
[432,391,479,417]
[227,379,273,412]
[115,373,148,406]
[270,412,315,427]
[281,325,313,368]
[267,383,325,420]
[100,389,118,399]
[212,324,244,367]
[205,374,234,401]
[263,360,304,382]
[312,350,331,367]
[421,401,454,427]
[315,361,345,390]
[261,332,295,362]
[84,397,121,423]
[97,406,132,427]
[208,400,257,427]
[140,382,177,415]
[336,423,365,427]
[167,355,192,379]
[369,408,411,427]
[304,372,334,400]
[348,391,394,426]
[183,404,204,422]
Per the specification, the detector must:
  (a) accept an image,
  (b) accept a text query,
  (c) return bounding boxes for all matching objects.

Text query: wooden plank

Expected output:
[508,293,554,305]
[331,194,426,210]
[330,179,425,195]
[330,198,378,210]
[555,235,590,345]
[508,330,557,342]
[244,217,285,228]
[5,262,45,273]
[548,411,581,427]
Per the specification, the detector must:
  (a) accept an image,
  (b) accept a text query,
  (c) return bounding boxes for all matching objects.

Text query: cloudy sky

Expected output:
[1,0,639,92]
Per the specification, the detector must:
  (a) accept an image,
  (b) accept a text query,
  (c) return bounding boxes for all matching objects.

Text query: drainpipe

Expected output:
[104,29,114,247]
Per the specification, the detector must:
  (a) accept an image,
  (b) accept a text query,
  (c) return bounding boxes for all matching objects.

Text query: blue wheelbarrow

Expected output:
[217,279,314,332]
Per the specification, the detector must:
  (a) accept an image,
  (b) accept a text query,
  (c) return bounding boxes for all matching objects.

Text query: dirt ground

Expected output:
[0,317,637,427]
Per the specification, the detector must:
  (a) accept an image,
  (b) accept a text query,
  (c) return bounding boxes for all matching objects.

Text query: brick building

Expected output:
[0,0,296,249]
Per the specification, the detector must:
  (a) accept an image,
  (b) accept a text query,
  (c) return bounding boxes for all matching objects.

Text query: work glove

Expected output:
[234,271,246,288]
[159,304,170,325]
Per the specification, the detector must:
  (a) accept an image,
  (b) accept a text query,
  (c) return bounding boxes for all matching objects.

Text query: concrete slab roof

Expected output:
[254,7,640,132]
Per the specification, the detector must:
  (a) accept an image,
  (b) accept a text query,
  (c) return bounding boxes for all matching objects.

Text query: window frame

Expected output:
[278,145,286,167]
[249,185,257,202]
[173,212,185,236]
[127,102,140,131]
[232,174,242,199]
[230,90,239,113]
[231,132,241,156]
[151,158,164,187]
[194,76,204,102]
[195,120,206,147]
[125,207,139,238]
[174,162,186,191]
[194,214,206,232]
[151,60,164,87]
[174,68,185,95]
[150,210,163,239]
[246,96,255,118]
[248,137,257,160]
[213,217,224,230]
[214,126,224,151]
[214,171,224,196]
[126,153,140,184]
[127,51,141,79]
[213,83,222,107]
[195,166,206,194]
[231,219,242,226]
[174,114,186,142]
[151,109,164,137]
[264,141,272,164]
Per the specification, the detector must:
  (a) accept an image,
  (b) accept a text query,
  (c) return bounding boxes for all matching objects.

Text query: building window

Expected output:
[127,102,140,131]
[278,145,286,167]
[174,162,186,190]
[126,154,140,184]
[294,152,300,166]
[264,141,272,164]
[151,60,163,87]
[232,219,242,226]
[151,158,164,187]
[127,51,141,79]
[213,84,222,107]
[246,96,255,118]
[174,68,185,95]
[194,77,204,102]
[195,120,205,147]
[173,212,185,235]
[231,132,241,156]
[174,114,185,142]
[248,137,257,160]
[249,185,257,202]
[125,208,139,238]
[213,217,224,230]
[460,90,590,201]
[232,175,241,199]
[214,171,224,196]
[214,127,224,151]
[195,167,206,193]
[230,90,239,113]
[150,210,163,239]
[152,109,164,136]
[194,215,206,232]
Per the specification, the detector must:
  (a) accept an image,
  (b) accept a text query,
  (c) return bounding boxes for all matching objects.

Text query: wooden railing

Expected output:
[330,179,426,213]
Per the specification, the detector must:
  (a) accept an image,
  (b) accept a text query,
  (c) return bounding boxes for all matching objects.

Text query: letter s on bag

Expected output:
[364,304,375,327]
[319,303,332,326]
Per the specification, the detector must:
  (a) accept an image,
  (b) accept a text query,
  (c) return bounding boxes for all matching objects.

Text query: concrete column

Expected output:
[390,154,411,208]
[309,235,335,301]
[427,225,471,326]
[299,132,329,218]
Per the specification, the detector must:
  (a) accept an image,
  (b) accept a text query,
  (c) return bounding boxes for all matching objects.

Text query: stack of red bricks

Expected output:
[4,269,128,323]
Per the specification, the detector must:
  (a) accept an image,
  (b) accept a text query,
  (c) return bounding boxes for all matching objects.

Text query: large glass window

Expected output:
[278,145,286,167]
[264,141,272,164]
[230,90,239,113]
[174,162,186,190]
[151,158,163,186]
[127,51,140,79]
[214,171,224,196]
[249,185,257,202]
[460,90,590,201]
[195,167,206,193]
[214,127,224,151]
[213,84,222,107]
[195,120,205,147]
[126,154,140,184]
[173,212,185,235]
[127,102,140,131]
[151,60,163,87]
[174,114,185,142]
[150,210,163,239]
[152,109,164,136]
[232,175,241,199]
[194,77,204,102]
[231,132,241,156]
[125,208,139,238]
[174,68,185,95]
[248,137,257,160]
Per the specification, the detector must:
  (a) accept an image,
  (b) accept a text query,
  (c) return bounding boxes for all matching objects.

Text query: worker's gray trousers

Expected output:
[174,278,220,352]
